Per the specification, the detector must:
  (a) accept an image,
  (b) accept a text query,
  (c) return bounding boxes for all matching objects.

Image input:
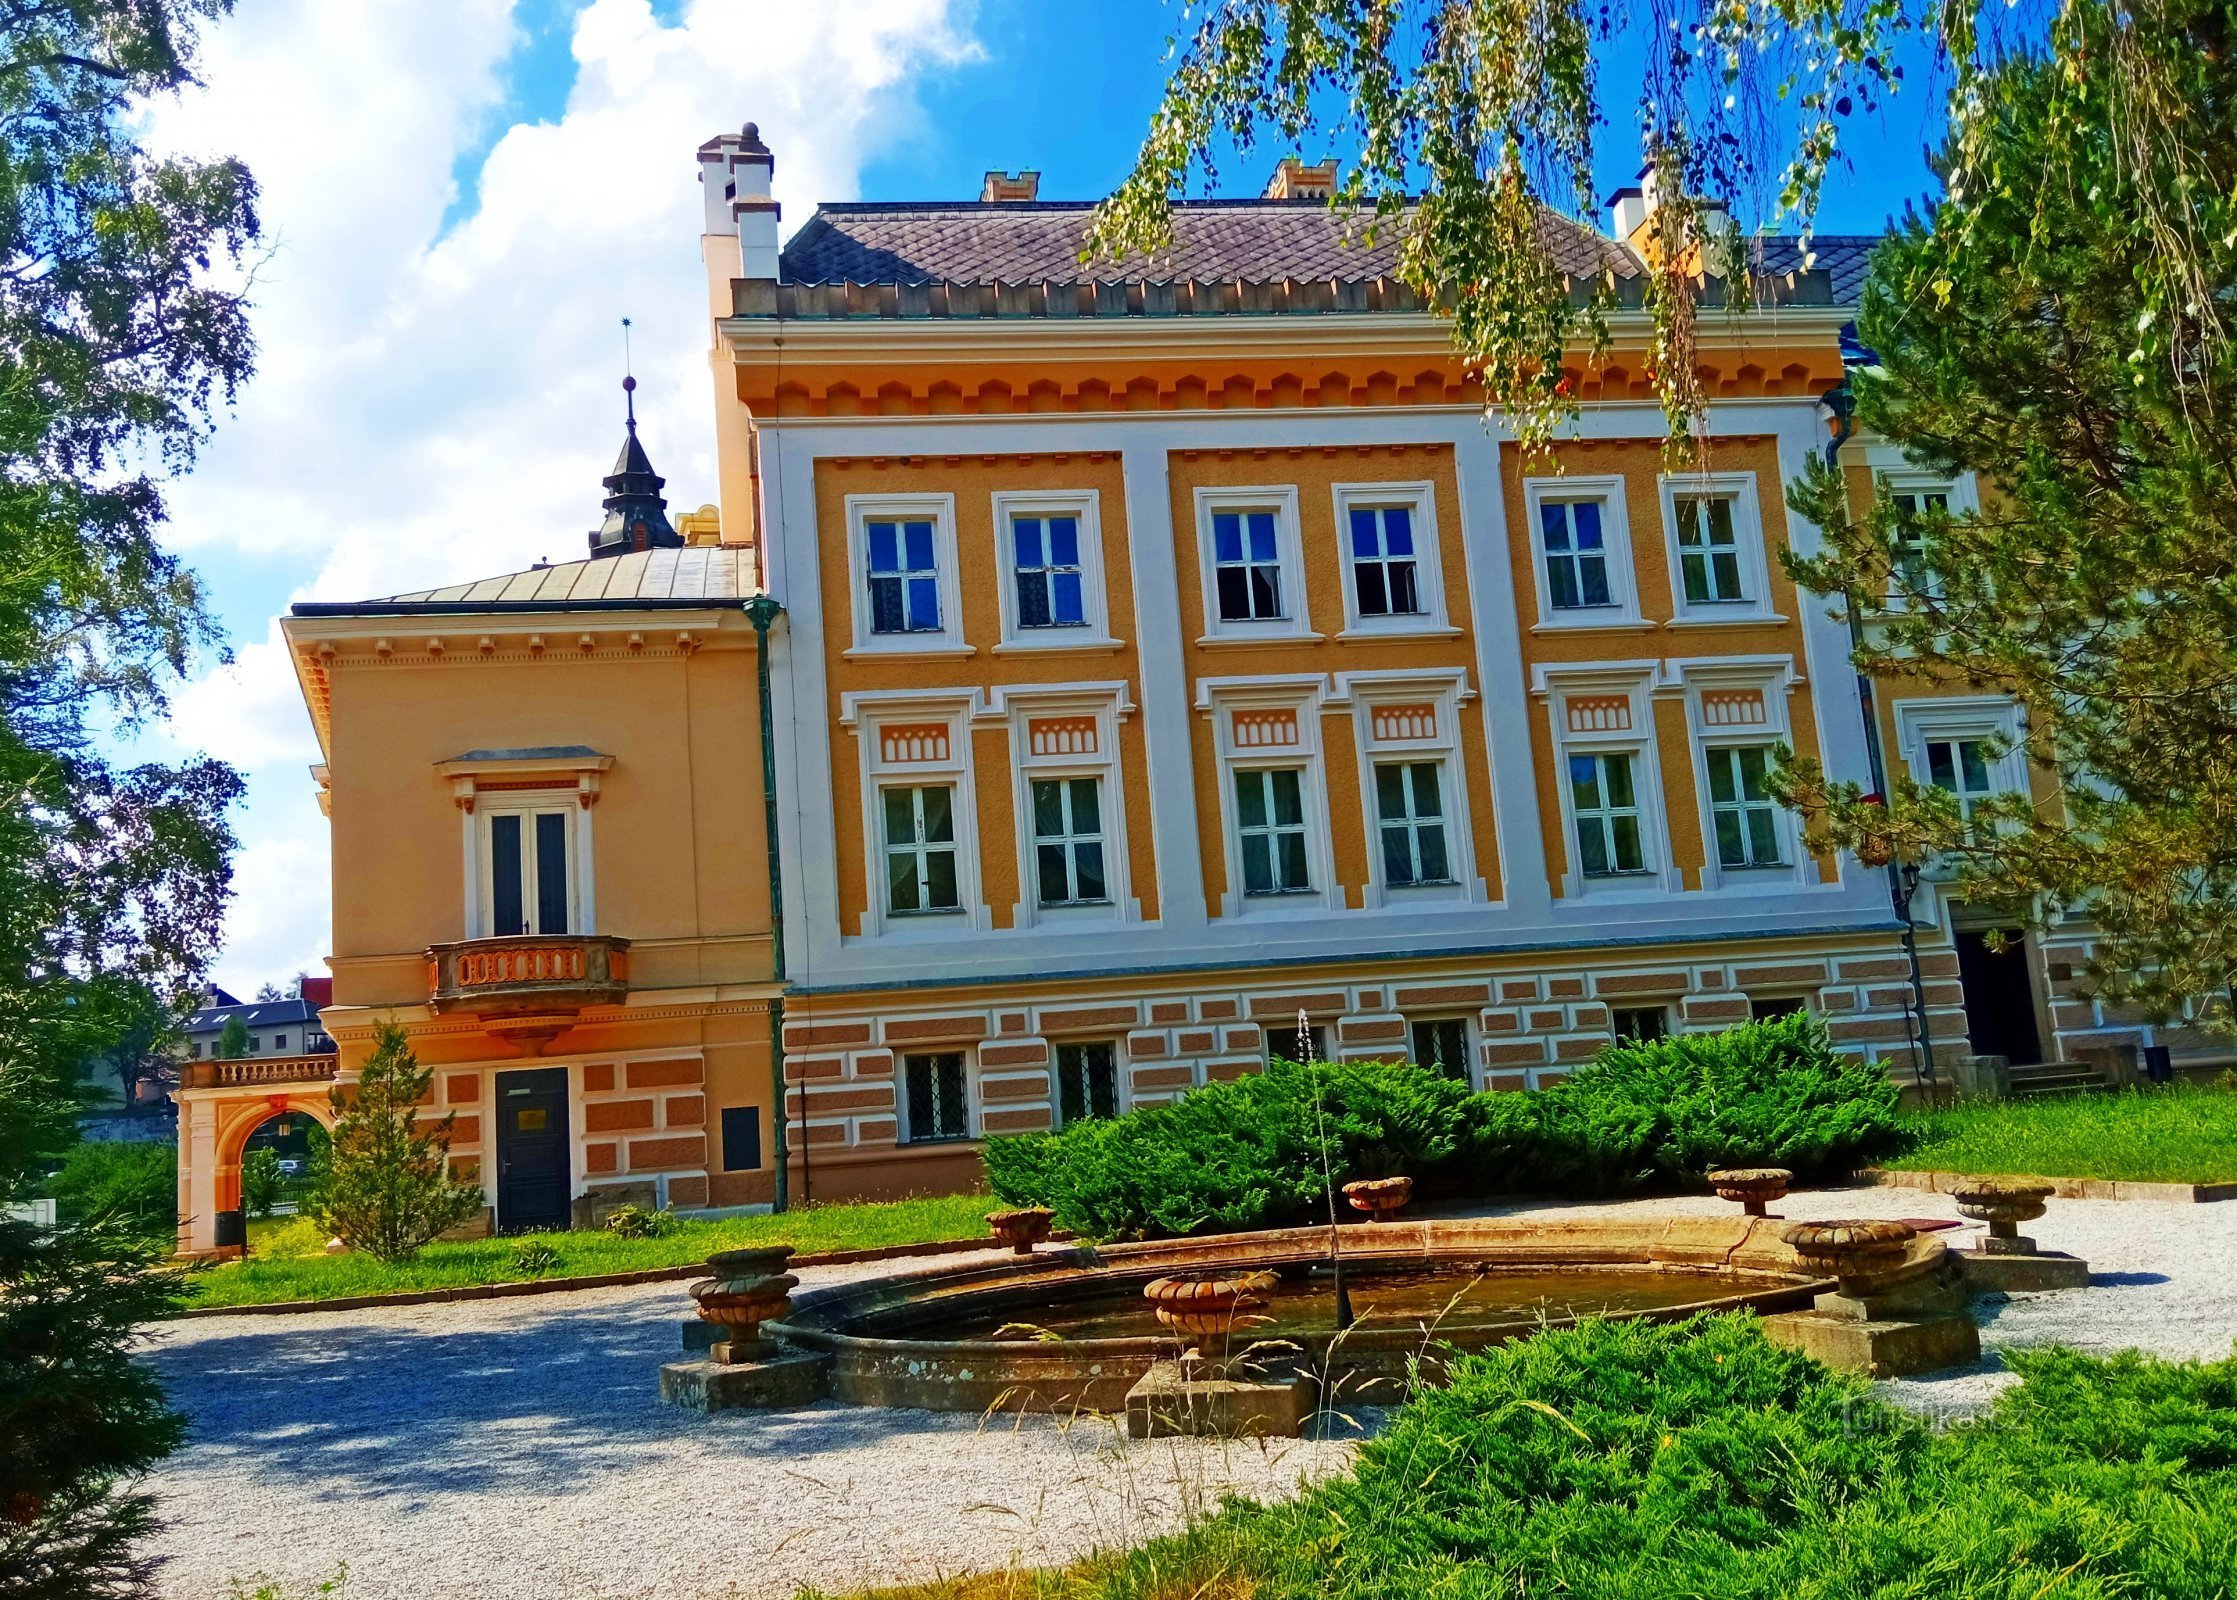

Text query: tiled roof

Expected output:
[293,547,755,617]
[768,198,1882,315]
[187,997,323,1033]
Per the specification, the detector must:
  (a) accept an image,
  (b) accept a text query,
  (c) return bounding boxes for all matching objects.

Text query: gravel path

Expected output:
[139,1188,2237,1600]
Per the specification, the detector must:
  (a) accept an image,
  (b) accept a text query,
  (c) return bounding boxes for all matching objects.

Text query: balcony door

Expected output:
[484,805,573,937]
[495,1067,571,1232]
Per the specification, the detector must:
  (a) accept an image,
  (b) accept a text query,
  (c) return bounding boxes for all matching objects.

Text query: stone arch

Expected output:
[212,1092,336,1219]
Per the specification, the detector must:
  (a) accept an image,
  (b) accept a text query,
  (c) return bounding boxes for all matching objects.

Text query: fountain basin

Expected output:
[763,1215,1834,1414]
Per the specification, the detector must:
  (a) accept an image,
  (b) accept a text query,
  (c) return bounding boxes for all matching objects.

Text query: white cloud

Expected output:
[145,0,978,993]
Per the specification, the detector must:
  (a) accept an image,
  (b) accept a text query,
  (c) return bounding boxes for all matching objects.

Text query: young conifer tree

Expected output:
[314,1021,483,1262]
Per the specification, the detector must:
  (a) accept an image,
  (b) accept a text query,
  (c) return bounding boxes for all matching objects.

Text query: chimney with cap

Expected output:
[697,122,779,280]
[980,170,1040,203]
[1608,162,1729,259]
[1264,158,1338,201]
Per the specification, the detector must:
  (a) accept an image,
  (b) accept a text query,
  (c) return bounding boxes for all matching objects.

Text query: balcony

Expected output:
[179,1053,341,1092]
[425,934,631,1054]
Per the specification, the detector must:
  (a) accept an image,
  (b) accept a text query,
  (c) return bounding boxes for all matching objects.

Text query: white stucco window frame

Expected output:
[1873,460,1980,607]
[437,749,610,939]
[839,690,988,940]
[843,492,969,658]
[1671,656,1814,893]
[1893,696,2029,807]
[1195,675,1343,917]
[1520,473,1646,632]
[1192,485,1318,645]
[980,681,1142,930]
[1531,661,1682,901]
[1328,479,1457,640]
[988,488,1121,654]
[1330,667,1487,909]
[1657,470,1782,625]
[895,1045,982,1145]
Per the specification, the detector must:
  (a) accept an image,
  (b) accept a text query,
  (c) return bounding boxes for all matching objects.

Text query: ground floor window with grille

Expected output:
[1705,745,1785,868]
[1055,1041,1119,1125]
[1569,752,1647,877]
[1269,1023,1328,1064]
[1409,1018,1471,1082]
[1235,766,1312,895]
[1611,1006,1670,1043]
[1375,761,1452,886]
[884,785,959,914]
[1749,996,1807,1021]
[903,1052,969,1142]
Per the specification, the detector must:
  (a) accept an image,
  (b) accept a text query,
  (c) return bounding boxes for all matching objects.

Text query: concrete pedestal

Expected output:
[1124,1359,1314,1439]
[1957,1250,2091,1292]
[680,1318,720,1353]
[1762,1258,1982,1378]
[659,1350,832,1411]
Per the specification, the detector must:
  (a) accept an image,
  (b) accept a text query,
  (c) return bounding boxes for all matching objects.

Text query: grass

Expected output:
[182,1192,996,1310]
[808,1316,2237,1600]
[1888,1081,2237,1185]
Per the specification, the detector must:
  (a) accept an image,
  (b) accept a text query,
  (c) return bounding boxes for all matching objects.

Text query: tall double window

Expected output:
[865,517,942,634]
[1704,745,1786,868]
[1347,505,1421,618]
[1569,753,1647,878]
[1925,737,1999,820]
[1212,509,1285,622]
[883,785,959,914]
[1887,483,1950,593]
[486,808,571,936]
[1010,512,1086,630]
[1031,777,1107,906]
[1235,767,1312,896]
[1674,493,1747,604]
[1374,761,1451,887]
[1539,498,1614,611]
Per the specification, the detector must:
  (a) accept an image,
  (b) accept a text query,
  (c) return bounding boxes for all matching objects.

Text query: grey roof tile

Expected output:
[295,547,756,615]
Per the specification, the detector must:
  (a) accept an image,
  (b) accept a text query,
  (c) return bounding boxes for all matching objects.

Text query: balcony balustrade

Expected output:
[179,1054,341,1092]
[425,933,631,1054]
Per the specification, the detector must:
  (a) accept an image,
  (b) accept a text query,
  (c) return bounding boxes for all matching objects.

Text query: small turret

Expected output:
[589,374,682,559]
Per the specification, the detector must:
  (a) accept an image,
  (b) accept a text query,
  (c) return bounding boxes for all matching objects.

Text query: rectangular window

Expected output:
[1011,513,1086,629]
[1409,1018,1471,1082]
[720,1106,762,1172]
[272,1033,289,1052]
[1705,745,1786,868]
[1675,495,1747,603]
[1888,486,1948,592]
[488,808,571,936]
[1031,777,1108,906]
[1211,509,1284,621]
[1269,1023,1328,1065]
[1347,505,1421,618]
[1234,767,1312,895]
[866,517,942,634]
[1925,737,1998,819]
[1374,761,1452,886]
[1569,753,1647,877]
[1749,996,1807,1021]
[1539,498,1614,610]
[1611,1006,1670,1043]
[903,1052,969,1142]
[882,785,959,914]
[1055,1041,1119,1125]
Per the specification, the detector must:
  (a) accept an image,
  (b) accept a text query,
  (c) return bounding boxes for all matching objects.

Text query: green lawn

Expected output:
[183,1192,996,1310]
[1887,1083,2237,1185]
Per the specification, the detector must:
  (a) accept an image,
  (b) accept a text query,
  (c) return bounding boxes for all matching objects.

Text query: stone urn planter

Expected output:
[1342,1175,1414,1223]
[985,1206,1054,1256]
[1142,1271,1280,1342]
[1707,1167,1793,1219]
[1950,1177,2053,1255]
[689,1245,800,1362]
[1780,1219,1918,1295]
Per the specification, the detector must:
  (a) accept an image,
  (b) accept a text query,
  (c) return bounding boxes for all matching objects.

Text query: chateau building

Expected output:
[175,124,2200,1251]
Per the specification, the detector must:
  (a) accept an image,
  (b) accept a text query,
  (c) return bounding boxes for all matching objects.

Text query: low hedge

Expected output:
[983,1012,1902,1239]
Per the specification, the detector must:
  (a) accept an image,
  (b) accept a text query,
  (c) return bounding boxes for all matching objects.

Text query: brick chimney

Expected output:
[698,121,778,280]
[1264,158,1337,201]
[980,170,1040,203]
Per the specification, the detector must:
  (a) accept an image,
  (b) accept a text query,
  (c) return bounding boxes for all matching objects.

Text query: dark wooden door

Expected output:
[1954,927,2045,1066]
[495,1068,570,1232]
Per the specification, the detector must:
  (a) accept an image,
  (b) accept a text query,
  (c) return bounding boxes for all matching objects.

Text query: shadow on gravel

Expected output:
[2088,1271,2173,1287]
[142,1297,1004,1502]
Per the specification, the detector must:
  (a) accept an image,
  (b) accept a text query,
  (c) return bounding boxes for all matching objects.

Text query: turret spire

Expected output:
[588,320,681,559]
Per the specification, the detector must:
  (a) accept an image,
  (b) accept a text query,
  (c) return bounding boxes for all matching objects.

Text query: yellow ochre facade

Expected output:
[174,128,2208,1251]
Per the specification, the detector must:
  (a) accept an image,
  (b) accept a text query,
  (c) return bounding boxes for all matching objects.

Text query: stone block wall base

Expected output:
[659,1351,832,1411]
[1958,1250,2092,1293]
[1124,1359,1314,1439]
[1761,1309,1981,1378]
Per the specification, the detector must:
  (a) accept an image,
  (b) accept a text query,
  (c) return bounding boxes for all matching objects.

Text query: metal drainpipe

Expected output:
[1821,384,1939,1090]
[742,592,791,1211]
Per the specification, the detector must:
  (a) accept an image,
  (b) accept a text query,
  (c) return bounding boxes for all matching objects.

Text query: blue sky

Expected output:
[142,0,1943,995]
